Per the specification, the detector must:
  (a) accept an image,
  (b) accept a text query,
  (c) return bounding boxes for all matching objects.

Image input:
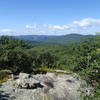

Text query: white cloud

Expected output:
[25,24,37,29]
[53,25,70,29]
[0,29,17,33]
[72,18,100,27]
[24,18,100,35]
[43,18,98,35]
[44,24,70,30]
[1,18,100,36]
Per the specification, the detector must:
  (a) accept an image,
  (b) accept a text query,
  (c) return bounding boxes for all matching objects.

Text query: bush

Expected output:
[0,50,33,74]
[0,70,11,83]
[33,67,54,74]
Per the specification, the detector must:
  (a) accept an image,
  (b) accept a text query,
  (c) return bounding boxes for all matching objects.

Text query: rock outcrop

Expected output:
[0,72,92,100]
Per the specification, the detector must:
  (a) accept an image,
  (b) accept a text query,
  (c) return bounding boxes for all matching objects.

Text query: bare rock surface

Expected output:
[0,72,91,100]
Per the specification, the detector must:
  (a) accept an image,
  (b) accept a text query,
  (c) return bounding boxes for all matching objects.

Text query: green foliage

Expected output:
[34,52,58,68]
[0,49,33,73]
[33,67,55,74]
[0,35,100,99]
[0,36,33,73]
[0,36,59,73]
[0,36,32,49]
[73,36,100,99]
[0,70,11,83]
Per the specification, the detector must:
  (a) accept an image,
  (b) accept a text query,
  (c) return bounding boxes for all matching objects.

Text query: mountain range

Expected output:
[15,34,93,44]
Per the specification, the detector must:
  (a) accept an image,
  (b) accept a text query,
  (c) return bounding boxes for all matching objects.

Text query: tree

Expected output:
[35,52,58,68]
[0,49,33,73]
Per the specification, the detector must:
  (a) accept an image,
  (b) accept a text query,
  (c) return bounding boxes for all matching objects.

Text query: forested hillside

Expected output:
[15,34,93,44]
[0,35,100,99]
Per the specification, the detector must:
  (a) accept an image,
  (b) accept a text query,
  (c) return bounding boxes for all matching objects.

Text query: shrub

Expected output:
[0,70,11,83]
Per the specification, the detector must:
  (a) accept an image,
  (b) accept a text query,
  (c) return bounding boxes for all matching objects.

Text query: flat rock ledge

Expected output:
[0,72,92,100]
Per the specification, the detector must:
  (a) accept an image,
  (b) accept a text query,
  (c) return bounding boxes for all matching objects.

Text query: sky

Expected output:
[0,0,100,35]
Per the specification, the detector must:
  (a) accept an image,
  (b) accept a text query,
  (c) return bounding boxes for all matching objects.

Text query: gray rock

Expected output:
[0,72,91,100]
[15,73,43,89]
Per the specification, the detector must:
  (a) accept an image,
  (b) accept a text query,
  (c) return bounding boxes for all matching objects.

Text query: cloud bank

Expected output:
[72,18,100,27]
[0,18,100,36]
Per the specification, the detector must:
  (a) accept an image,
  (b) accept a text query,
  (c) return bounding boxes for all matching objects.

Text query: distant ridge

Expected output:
[14,33,94,44]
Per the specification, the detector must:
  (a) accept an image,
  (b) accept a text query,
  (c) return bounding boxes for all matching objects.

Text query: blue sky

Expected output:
[0,0,100,35]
